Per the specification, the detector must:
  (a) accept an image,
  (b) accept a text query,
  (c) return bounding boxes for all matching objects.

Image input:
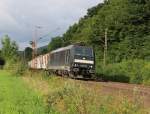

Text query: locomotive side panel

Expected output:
[46,45,74,72]
[48,49,72,71]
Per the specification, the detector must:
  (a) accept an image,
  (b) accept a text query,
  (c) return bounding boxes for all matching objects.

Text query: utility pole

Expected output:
[31,26,42,68]
[30,27,60,68]
[104,28,108,67]
[34,26,42,57]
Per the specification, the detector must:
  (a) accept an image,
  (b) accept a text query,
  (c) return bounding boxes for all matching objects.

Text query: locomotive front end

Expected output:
[72,46,95,76]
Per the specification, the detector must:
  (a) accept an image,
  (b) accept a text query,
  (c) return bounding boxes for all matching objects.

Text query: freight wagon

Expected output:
[28,53,49,69]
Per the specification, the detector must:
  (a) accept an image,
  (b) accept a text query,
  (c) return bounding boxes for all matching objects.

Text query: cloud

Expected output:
[0,1,19,32]
[0,0,103,50]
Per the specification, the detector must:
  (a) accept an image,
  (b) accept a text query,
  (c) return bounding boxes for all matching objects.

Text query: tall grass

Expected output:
[24,72,149,114]
[44,79,148,114]
[4,59,148,114]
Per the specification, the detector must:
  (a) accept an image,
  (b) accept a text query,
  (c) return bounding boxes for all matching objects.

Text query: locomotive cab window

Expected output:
[75,46,93,57]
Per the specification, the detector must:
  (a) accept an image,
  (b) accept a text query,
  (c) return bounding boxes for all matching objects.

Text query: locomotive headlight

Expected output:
[74,64,78,67]
[90,65,93,68]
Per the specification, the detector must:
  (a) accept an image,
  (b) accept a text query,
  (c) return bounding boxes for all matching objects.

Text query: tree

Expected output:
[40,48,48,55]
[47,0,150,64]
[24,47,33,61]
[48,36,63,51]
[1,35,18,61]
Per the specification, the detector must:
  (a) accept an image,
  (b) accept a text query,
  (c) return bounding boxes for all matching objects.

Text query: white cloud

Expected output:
[0,0,103,50]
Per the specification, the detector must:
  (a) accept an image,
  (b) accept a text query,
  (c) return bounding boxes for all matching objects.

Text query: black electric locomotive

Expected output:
[48,44,95,78]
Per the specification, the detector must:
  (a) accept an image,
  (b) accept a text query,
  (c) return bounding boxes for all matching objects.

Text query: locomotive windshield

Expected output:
[75,46,93,57]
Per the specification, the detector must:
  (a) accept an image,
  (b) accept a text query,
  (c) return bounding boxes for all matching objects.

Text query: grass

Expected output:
[0,70,46,114]
[23,71,150,114]
[0,69,149,114]
[44,79,149,114]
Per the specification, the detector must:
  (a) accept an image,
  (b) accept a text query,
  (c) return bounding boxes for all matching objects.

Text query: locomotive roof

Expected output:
[51,45,74,54]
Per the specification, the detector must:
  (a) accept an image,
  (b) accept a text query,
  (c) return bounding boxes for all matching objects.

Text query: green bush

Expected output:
[141,63,150,85]
[3,60,28,77]
[97,59,150,85]
[15,61,27,76]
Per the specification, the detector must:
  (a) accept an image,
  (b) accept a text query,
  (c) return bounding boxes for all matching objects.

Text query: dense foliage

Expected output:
[1,35,18,60]
[48,36,63,51]
[60,0,150,62]
[97,59,150,85]
[0,35,19,68]
[24,47,33,61]
[48,0,150,84]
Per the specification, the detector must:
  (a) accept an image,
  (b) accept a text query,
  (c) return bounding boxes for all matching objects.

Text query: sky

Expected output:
[0,0,103,50]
